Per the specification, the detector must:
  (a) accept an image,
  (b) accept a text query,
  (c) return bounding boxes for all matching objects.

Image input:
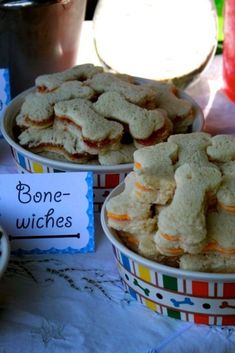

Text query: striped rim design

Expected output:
[113,246,235,325]
[11,148,127,212]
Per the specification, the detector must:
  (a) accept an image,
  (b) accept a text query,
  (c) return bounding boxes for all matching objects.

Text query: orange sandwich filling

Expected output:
[160,232,181,241]
[56,116,122,149]
[158,246,184,256]
[135,181,154,192]
[134,155,177,171]
[218,201,235,213]
[135,120,170,146]
[158,232,183,256]
[204,241,235,254]
[31,144,91,163]
[107,212,130,221]
[25,115,54,128]
[134,161,142,170]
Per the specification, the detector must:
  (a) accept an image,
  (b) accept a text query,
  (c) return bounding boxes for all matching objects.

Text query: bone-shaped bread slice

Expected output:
[154,163,222,255]
[35,63,103,92]
[180,252,235,272]
[93,91,172,146]
[86,72,159,108]
[148,81,195,124]
[18,126,91,163]
[204,209,235,255]
[54,98,124,155]
[216,161,235,212]
[98,144,136,165]
[181,206,235,271]
[20,81,95,129]
[106,172,157,235]
[133,142,178,204]
[207,134,235,162]
[168,132,214,168]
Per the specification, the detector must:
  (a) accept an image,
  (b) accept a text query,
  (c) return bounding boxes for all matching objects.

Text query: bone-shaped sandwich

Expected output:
[106,172,157,235]
[154,163,222,256]
[146,81,194,133]
[98,144,136,165]
[133,142,178,205]
[35,63,103,92]
[168,132,214,168]
[180,208,235,272]
[180,161,235,272]
[216,161,235,212]
[207,134,235,162]
[86,72,159,108]
[19,81,95,129]
[18,126,91,163]
[54,97,124,155]
[93,91,173,147]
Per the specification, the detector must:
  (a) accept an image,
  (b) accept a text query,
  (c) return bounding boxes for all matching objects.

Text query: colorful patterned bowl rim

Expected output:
[1,84,204,173]
[101,182,235,282]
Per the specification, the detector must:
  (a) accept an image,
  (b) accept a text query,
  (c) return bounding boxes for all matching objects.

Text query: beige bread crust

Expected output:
[106,173,157,235]
[133,142,178,204]
[54,98,124,154]
[180,253,235,273]
[217,161,235,209]
[133,115,173,148]
[206,210,235,252]
[86,72,159,108]
[98,144,136,165]
[154,164,222,255]
[18,127,91,163]
[93,91,172,143]
[168,132,213,168]
[20,81,95,128]
[146,81,194,133]
[207,135,235,162]
[16,113,31,129]
[36,63,103,92]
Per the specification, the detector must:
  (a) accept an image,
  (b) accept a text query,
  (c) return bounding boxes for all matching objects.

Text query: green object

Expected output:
[162,275,178,291]
[215,0,224,53]
[167,308,181,320]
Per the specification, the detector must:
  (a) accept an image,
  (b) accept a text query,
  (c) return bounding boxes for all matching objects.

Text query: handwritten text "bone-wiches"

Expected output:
[15,181,73,230]
[16,181,71,204]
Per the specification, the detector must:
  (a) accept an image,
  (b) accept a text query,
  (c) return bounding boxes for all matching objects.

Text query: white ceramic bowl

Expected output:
[101,183,235,326]
[1,86,204,212]
[0,226,10,279]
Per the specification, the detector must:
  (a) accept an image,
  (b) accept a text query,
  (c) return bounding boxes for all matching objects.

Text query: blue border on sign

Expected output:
[11,172,95,255]
[3,69,11,105]
[0,68,11,138]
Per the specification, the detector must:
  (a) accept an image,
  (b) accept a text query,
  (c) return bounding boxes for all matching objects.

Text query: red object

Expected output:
[192,281,208,297]
[223,283,235,298]
[194,314,209,325]
[223,0,235,102]
[222,315,235,325]
[105,174,120,188]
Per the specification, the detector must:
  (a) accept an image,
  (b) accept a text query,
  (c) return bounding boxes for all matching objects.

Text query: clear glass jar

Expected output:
[93,0,218,88]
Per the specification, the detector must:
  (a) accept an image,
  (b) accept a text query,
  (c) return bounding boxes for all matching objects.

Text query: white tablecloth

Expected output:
[0,21,235,353]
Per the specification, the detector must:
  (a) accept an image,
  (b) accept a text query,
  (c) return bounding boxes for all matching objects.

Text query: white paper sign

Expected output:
[0,172,94,254]
[0,68,11,137]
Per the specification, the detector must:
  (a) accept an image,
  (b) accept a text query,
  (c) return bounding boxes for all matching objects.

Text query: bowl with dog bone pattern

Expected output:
[101,129,235,326]
[101,181,235,326]
[1,64,204,212]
